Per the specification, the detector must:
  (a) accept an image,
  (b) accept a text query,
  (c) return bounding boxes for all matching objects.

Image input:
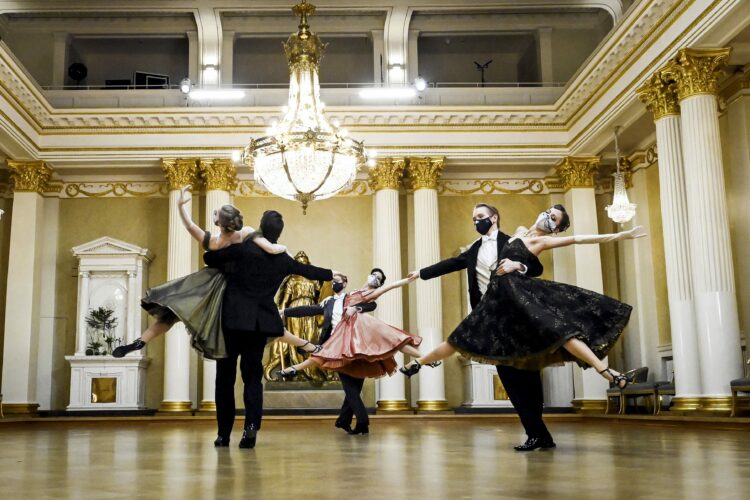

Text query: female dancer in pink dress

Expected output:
[274,269,424,380]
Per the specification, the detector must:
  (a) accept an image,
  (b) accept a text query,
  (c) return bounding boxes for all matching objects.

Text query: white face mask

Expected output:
[367,275,382,287]
[535,211,557,233]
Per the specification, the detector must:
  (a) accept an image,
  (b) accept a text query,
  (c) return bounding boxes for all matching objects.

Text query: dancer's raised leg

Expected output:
[113,319,173,357]
[273,357,317,379]
[399,341,455,377]
[277,330,321,353]
[562,338,631,388]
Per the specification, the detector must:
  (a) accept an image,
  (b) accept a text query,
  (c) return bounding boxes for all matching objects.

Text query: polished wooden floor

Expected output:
[1,417,748,499]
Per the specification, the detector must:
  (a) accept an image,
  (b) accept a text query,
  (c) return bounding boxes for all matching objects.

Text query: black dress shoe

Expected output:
[335,420,353,433]
[112,338,146,358]
[347,423,369,435]
[213,436,230,447]
[239,424,258,449]
[514,437,556,451]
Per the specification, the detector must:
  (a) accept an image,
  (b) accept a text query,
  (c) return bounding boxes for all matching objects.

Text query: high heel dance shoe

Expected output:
[295,341,322,356]
[399,360,442,378]
[273,366,298,380]
[599,367,633,389]
[112,338,146,358]
[399,360,422,377]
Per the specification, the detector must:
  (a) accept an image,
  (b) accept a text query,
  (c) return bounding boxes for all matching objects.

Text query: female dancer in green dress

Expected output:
[113,186,322,359]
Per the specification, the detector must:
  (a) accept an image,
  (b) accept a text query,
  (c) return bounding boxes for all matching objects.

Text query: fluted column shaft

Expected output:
[655,114,703,403]
[199,158,237,412]
[410,158,449,411]
[556,157,608,409]
[0,161,52,414]
[370,158,409,411]
[662,48,743,407]
[160,159,198,412]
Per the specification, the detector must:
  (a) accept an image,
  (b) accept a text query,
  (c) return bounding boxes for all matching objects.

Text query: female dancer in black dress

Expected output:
[113,186,321,359]
[400,205,645,388]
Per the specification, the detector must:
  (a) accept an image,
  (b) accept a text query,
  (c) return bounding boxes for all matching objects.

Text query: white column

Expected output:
[369,159,409,411]
[537,28,553,84]
[637,73,703,409]
[664,49,743,410]
[410,158,448,411]
[0,161,52,415]
[556,157,609,412]
[160,159,198,413]
[198,158,237,412]
[51,32,68,87]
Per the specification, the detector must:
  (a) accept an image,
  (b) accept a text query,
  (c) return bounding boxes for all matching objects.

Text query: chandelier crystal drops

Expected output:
[243,0,371,214]
[605,126,636,224]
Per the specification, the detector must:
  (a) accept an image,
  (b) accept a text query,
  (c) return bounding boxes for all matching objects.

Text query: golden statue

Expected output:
[264,251,333,382]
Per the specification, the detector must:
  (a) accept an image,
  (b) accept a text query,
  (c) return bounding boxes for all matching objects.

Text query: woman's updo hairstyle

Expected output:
[216,205,244,232]
[553,204,571,232]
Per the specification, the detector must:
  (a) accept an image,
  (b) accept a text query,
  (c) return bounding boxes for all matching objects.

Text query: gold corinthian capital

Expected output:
[162,158,199,191]
[7,160,53,193]
[660,47,732,101]
[199,158,238,192]
[408,157,445,190]
[368,157,406,191]
[636,73,680,120]
[555,156,600,190]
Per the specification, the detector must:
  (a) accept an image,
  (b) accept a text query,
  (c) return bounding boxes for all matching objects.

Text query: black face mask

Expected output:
[332,282,345,293]
[474,218,493,235]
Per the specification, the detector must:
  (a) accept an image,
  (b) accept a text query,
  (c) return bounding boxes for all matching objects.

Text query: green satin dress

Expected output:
[141,232,227,359]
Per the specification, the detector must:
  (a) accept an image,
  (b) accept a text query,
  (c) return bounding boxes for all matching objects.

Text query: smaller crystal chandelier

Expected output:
[244,1,372,214]
[606,126,636,224]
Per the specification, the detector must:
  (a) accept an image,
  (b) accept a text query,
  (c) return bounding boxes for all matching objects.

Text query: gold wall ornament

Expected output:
[660,47,732,101]
[7,160,53,193]
[636,73,680,120]
[408,157,445,190]
[162,158,199,191]
[437,179,546,196]
[199,158,238,192]
[64,182,169,198]
[368,157,406,191]
[555,156,600,190]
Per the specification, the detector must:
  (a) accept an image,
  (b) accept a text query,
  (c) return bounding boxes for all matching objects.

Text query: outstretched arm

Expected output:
[239,226,287,255]
[528,225,646,255]
[360,277,412,302]
[178,186,206,243]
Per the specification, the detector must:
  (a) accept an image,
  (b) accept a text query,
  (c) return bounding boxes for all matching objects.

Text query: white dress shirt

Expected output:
[330,292,347,330]
[476,230,499,295]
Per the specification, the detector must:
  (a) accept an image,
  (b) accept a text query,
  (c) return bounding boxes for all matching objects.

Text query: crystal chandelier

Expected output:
[605,126,636,224]
[244,0,370,214]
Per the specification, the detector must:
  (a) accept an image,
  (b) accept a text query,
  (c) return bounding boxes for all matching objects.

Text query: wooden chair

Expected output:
[730,359,750,417]
[605,367,649,415]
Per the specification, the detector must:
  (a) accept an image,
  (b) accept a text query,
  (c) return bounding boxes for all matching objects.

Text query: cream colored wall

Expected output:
[428,194,554,408]
[645,165,671,348]
[0,197,12,391]
[55,197,169,409]
[722,95,750,350]
[233,195,376,404]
